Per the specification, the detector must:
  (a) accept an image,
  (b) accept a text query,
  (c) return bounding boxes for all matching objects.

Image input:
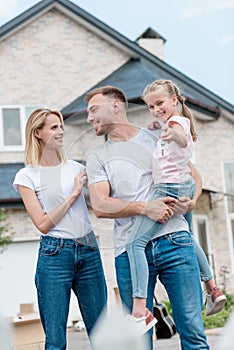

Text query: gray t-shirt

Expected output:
[87,128,189,257]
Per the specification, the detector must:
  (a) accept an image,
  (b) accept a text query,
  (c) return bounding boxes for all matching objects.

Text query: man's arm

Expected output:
[88,180,174,223]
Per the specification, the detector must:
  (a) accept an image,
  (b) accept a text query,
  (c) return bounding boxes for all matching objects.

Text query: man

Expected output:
[85,85,209,350]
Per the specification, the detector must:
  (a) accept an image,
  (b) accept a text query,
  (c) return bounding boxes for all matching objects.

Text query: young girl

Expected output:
[13,108,107,349]
[126,80,226,333]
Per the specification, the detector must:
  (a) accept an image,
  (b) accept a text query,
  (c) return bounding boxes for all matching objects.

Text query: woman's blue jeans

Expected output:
[116,231,209,350]
[35,232,107,350]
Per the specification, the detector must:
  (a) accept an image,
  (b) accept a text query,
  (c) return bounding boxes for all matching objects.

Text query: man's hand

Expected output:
[147,121,162,130]
[142,197,175,223]
[186,198,197,212]
[170,197,191,214]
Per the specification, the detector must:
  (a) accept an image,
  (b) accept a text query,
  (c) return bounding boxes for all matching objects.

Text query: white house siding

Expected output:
[0,7,129,320]
[0,240,39,318]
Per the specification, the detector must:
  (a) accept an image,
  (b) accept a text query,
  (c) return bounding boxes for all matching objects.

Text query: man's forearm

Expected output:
[90,196,145,218]
[90,195,174,224]
[88,181,173,222]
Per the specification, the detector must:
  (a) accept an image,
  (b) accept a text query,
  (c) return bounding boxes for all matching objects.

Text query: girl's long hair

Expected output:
[143,79,197,141]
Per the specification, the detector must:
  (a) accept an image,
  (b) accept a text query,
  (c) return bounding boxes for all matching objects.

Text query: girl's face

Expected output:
[35,113,64,150]
[144,86,178,124]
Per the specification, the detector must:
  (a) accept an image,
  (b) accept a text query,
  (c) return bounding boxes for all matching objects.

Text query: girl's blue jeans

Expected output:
[116,232,209,350]
[125,178,212,299]
[35,232,107,350]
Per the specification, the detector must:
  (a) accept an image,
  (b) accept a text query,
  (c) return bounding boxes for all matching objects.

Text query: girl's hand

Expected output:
[162,122,187,148]
[160,127,175,142]
[72,169,87,197]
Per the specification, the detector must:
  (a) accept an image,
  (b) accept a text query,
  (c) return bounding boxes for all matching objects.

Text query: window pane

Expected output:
[3,108,22,146]
[224,163,234,213]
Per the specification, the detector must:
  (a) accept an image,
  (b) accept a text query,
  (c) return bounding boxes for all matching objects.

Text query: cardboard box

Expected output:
[9,313,45,350]
[17,303,35,316]
[13,343,44,350]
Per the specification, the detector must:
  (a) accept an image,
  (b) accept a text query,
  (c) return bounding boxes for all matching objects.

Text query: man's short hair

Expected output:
[85,86,128,108]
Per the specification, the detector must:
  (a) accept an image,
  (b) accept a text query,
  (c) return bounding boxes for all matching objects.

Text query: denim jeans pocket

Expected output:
[167,231,193,246]
[39,242,59,256]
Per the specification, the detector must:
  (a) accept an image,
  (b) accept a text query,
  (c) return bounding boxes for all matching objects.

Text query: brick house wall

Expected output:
[64,105,234,295]
[0,3,233,322]
[194,111,234,291]
[0,7,130,312]
[0,8,128,164]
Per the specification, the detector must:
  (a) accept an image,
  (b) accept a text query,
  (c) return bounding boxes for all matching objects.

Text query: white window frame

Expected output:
[222,161,234,272]
[193,214,213,273]
[0,106,35,152]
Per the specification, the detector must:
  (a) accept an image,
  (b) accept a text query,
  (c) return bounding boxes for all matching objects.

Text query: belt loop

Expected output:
[59,238,64,247]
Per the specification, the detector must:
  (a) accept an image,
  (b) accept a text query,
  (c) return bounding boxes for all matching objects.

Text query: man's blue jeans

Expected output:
[35,232,107,350]
[115,231,209,350]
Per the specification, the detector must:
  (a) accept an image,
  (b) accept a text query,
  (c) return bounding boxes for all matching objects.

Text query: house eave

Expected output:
[0,198,24,209]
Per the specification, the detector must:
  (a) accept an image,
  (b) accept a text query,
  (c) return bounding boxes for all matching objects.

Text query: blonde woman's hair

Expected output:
[24,108,66,167]
[143,79,197,141]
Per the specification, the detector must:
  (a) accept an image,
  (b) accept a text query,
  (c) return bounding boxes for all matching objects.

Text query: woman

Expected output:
[13,108,107,349]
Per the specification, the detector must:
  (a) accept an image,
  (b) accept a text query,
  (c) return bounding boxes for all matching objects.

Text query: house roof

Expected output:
[1,0,233,119]
[62,58,228,121]
[0,163,24,208]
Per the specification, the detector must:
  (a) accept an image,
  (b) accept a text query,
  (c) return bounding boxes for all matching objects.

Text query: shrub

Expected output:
[163,291,234,329]
[0,210,12,253]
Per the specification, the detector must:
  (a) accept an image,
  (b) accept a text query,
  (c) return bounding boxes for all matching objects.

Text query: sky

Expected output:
[0,0,234,105]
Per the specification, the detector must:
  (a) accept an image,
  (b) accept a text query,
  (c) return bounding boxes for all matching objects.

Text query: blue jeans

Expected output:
[125,178,195,298]
[35,232,107,350]
[116,231,209,350]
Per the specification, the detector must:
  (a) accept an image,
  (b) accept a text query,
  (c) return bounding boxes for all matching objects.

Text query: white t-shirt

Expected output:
[13,160,93,239]
[152,116,193,184]
[87,128,189,257]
